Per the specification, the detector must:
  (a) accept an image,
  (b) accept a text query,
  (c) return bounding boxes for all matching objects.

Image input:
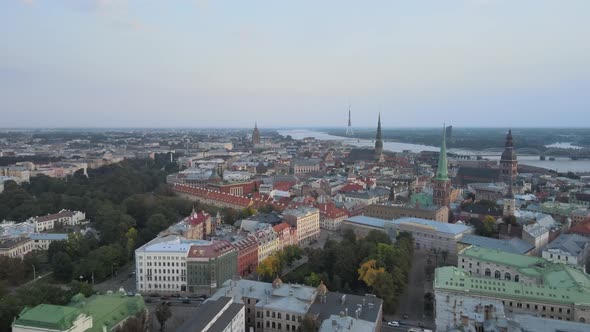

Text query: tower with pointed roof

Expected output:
[346,106,354,136]
[374,113,384,162]
[500,129,517,183]
[503,180,515,218]
[252,122,261,145]
[433,125,451,208]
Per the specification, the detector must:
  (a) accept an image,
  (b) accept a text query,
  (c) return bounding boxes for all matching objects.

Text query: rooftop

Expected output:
[460,246,590,292]
[458,234,534,255]
[388,217,473,235]
[545,233,589,256]
[12,304,82,331]
[435,266,590,306]
[343,216,387,229]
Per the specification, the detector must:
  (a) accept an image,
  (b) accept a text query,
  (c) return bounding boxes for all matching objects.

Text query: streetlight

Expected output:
[31,265,36,281]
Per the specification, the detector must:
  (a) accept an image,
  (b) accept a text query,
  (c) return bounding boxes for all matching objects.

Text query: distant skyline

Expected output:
[1,0,589,128]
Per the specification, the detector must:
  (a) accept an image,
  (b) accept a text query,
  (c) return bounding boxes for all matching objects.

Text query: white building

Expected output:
[283,206,320,245]
[542,233,590,269]
[30,210,86,232]
[522,223,549,255]
[29,233,68,250]
[254,228,280,262]
[135,235,190,294]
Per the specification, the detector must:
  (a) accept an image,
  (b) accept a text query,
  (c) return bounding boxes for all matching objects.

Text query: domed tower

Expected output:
[433,125,451,208]
[252,122,261,145]
[500,129,517,183]
[374,113,384,162]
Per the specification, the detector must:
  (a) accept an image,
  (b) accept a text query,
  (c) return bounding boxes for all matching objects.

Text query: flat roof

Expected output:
[344,216,387,229]
[458,234,534,255]
[388,217,472,235]
[12,304,82,330]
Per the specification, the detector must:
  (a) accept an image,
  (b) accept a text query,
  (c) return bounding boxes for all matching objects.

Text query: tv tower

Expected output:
[346,104,354,136]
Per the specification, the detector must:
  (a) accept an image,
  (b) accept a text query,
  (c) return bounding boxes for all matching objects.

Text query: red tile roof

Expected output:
[173,184,252,208]
[317,203,348,219]
[188,211,210,225]
[187,240,234,258]
[569,218,590,236]
[340,183,364,193]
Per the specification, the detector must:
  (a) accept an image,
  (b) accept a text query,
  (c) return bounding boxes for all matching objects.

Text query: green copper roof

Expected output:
[72,293,146,332]
[435,266,590,306]
[409,192,434,209]
[12,304,83,330]
[13,293,146,332]
[460,246,590,292]
[435,125,449,181]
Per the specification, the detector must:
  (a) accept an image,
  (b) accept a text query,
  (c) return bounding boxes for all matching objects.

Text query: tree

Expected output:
[156,303,172,331]
[125,227,138,260]
[52,252,74,282]
[257,255,281,281]
[300,314,319,332]
[365,230,392,245]
[372,271,397,313]
[357,259,384,287]
[304,272,321,287]
[69,280,94,297]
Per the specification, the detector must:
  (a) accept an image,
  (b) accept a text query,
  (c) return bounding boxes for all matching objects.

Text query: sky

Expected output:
[1,0,589,128]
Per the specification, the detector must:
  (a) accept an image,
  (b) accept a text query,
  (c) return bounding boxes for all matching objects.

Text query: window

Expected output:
[504,273,511,281]
[495,271,501,279]
[515,275,519,282]
[485,268,491,277]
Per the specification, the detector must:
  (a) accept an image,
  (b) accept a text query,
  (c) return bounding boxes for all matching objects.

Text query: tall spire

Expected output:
[505,129,513,148]
[376,113,382,140]
[346,104,353,136]
[435,124,449,181]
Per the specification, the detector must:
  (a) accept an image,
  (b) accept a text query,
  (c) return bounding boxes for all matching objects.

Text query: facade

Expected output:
[570,192,590,207]
[135,235,237,295]
[254,228,280,262]
[0,237,34,259]
[272,222,297,249]
[283,206,320,245]
[184,210,212,240]
[292,159,320,174]
[30,210,86,233]
[186,240,237,293]
[209,278,383,332]
[385,217,473,263]
[363,203,448,223]
[542,233,590,269]
[232,236,258,277]
[503,183,516,217]
[571,209,590,225]
[318,203,348,231]
[12,293,145,332]
[341,216,387,239]
[433,125,451,208]
[522,223,549,255]
[437,248,590,324]
[0,166,30,184]
[500,129,518,183]
[178,297,245,332]
[174,184,253,210]
[29,233,68,250]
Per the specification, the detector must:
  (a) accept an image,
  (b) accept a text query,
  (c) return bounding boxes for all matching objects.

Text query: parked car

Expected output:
[145,298,154,303]
[181,297,191,304]
[126,292,134,297]
[387,321,400,327]
[402,314,409,319]
[162,300,172,306]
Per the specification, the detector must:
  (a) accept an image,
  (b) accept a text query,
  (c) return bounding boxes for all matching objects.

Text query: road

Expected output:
[93,262,137,294]
[384,250,434,329]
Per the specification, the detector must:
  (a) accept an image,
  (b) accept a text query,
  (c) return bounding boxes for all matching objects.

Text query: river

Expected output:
[278,129,590,173]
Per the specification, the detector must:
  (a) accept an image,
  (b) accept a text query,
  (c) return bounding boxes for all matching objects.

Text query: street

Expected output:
[93,262,137,294]
[384,250,434,329]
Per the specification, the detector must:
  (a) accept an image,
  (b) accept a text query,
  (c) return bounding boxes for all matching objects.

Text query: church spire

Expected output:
[435,124,449,181]
[376,113,382,140]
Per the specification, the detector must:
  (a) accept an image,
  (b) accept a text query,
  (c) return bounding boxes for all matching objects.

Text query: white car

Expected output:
[387,321,400,327]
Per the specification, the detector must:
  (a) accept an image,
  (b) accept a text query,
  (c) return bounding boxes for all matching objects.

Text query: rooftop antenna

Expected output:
[346,99,354,136]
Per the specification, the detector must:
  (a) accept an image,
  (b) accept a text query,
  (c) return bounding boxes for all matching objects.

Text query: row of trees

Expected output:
[284,230,413,313]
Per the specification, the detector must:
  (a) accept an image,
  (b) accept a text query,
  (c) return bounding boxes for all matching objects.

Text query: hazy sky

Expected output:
[1,0,589,128]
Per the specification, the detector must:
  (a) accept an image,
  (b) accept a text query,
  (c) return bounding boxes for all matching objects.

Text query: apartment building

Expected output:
[283,206,320,245]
